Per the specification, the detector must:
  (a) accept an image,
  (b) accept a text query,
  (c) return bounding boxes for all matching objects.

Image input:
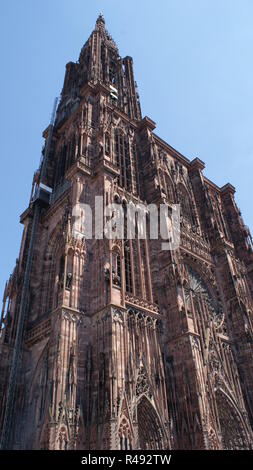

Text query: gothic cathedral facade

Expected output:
[1,15,253,450]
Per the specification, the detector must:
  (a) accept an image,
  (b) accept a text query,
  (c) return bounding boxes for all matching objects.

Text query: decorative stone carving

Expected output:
[1,14,253,453]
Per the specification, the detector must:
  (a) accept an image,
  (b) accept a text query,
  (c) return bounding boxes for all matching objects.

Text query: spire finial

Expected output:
[96,13,105,28]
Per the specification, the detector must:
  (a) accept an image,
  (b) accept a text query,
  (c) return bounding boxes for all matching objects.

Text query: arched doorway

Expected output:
[216,390,250,449]
[137,396,164,450]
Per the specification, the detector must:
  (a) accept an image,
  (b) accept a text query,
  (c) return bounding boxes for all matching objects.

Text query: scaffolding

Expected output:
[0,98,58,450]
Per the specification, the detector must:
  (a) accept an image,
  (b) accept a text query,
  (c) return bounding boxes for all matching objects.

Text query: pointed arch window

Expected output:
[105,134,110,156]
[123,202,133,294]
[124,241,133,293]
[177,184,194,226]
[118,417,132,450]
[70,135,76,164]
[165,174,174,202]
[112,250,121,287]
[82,105,86,127]
[131,142,139,194]
[59,255,65,285]
[109,58,117,84]
[114,129,132,191]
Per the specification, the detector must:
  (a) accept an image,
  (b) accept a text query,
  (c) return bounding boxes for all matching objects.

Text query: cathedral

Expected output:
[1,15,253,450]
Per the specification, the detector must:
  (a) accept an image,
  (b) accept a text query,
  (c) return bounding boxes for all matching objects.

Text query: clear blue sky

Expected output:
[0,0,253,301]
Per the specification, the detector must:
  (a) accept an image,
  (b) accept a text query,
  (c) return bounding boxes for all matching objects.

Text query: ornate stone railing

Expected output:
[125,294,159,314]
[25,318,51,346]
[180,225,212,261]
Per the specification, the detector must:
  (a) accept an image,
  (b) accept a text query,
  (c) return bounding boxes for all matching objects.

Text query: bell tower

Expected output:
[0,15,253,450]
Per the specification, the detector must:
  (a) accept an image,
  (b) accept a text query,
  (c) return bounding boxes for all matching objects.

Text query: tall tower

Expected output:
[1,15,253,450]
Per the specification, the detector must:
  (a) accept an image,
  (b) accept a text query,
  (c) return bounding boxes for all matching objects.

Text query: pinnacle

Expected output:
[94,13,118,50]
[96,13,105,28]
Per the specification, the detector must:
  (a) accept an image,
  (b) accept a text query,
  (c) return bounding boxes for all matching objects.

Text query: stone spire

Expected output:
[57,14,141,125]
[95,13,105,31]
[94,13,118,51]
